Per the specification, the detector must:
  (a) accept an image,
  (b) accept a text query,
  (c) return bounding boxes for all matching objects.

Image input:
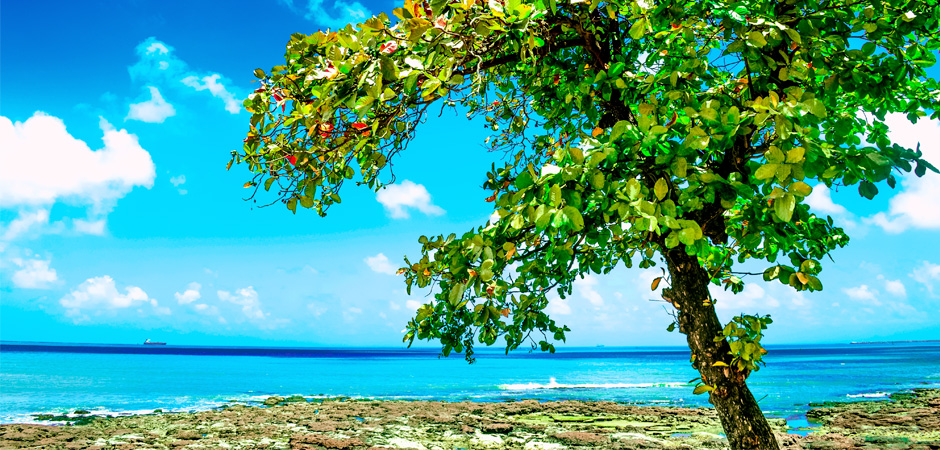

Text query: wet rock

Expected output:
[264,396,285,406]
[554,431,611,445]
[291,433,367,449]
[482,423,513,434]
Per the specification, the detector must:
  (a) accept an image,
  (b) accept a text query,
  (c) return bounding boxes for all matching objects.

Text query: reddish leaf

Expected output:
[351,122,369,130]
[379,41,399,54]
[287,155,297,165]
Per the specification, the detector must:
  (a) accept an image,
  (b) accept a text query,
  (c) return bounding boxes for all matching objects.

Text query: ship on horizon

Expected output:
[143,339,166,345]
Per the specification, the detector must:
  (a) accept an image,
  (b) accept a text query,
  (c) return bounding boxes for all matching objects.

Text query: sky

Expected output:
[1,0,939,348]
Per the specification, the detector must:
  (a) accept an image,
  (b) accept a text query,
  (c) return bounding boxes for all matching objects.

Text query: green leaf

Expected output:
[859,181,878,200]
[803,98,826,117]
[692,384,715,395]
[626,178,642,200]
[774,194,796,222]
[783,28,801,45]
[629,17,648,40]
[562,206,585,231]
[755,164,778,180]
[610,120,629,141]
[700,108,718,122]
[748,31,767,47]
[654,178,669,200]
[789,181,813,197]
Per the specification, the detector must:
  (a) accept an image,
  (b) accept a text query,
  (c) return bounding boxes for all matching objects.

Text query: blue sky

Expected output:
[1,0,939,348]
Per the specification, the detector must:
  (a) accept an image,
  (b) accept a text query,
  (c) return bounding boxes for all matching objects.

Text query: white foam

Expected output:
[846,392,890,398]
[499,377,688,390]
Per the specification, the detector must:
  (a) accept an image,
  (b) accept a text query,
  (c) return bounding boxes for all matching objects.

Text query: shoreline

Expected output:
[2,389,939,449]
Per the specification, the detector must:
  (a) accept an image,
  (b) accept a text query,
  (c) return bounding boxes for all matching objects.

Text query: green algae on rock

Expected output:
[3,390,940,449]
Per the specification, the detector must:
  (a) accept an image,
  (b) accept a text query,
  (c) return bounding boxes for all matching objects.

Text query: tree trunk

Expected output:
[664,248,780,450]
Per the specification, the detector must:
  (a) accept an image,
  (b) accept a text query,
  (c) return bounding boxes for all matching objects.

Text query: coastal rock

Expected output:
[6,390,940,450]
[553,431,611,445]
[265,396,285,406]
[290,433,367,449]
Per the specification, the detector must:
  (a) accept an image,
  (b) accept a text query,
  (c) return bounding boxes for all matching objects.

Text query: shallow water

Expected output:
[2,341,938,428]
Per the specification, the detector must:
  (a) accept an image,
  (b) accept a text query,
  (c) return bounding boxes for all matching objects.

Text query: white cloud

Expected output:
[375,180,445,219]
[169,174,187,195]
[866,114,940,233]
[574,275,604,308]
[546,294,571,315]
[126,86,176,123]
[60,276,153,313]
[0,113,155,211]
[912,261,940,295]
[712,283,779,311]
[175,282,202,304]
[406,299,422,310]
[280,0,370,30]
[11,258,58,289]
[884,279,907,297]
[218,286,267,321]
[1,209,50,241]
[365,253,397,275]
[805,184,848,215]
[389,301,401,310]
[129,37,243,115]
[73,219,106,235]
[181,74,241,114]
[843,284,880,305]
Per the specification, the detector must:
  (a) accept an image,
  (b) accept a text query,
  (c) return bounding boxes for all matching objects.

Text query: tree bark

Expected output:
[664,248,780,450]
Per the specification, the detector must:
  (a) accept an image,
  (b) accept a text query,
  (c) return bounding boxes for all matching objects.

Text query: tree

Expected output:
[231,0,939,447]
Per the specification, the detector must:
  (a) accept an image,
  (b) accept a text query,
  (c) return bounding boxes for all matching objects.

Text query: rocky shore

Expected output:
[1,389,938,449]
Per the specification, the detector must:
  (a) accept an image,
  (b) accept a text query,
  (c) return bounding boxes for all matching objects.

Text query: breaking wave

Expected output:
[846,392,890,398]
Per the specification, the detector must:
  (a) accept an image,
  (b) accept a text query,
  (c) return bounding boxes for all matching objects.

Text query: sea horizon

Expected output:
[3,340,939,428]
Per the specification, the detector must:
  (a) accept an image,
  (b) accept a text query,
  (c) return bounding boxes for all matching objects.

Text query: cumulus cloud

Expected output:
[805,184,848,215]
[365,253,397,274]
[218,286,267,321]
[175,282,202,304]
[375,180,445,219]
[11,258,58,289]
[865,114,940,233]
[884,279,907,297]
[1,209,50,241]
[181,74,241,114]
[712,283,780,311]
[129,37,243,115]
[60,276,157,317]
[912,261,940,296]
[0,113,155,211]
[406,299,422,310]
[843,284,880,305]
[73,219,106,235]
[546,294,571,315]
[574,275,604,308]
[280,0,370,30]
[126,86,176,123]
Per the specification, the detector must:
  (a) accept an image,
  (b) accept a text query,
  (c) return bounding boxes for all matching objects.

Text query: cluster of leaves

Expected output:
[715,314,773,375]
[233,0,940,360]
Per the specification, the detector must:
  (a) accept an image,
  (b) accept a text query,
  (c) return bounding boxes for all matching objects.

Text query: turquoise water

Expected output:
[2,341,939,428]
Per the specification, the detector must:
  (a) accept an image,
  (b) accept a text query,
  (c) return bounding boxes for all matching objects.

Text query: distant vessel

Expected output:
[143,339,166,345]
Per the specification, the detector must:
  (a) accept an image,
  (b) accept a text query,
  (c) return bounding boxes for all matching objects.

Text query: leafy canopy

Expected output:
[232,0,940,360]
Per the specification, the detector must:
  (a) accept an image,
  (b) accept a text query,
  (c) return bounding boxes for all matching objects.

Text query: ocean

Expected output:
[2,341,939,431]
